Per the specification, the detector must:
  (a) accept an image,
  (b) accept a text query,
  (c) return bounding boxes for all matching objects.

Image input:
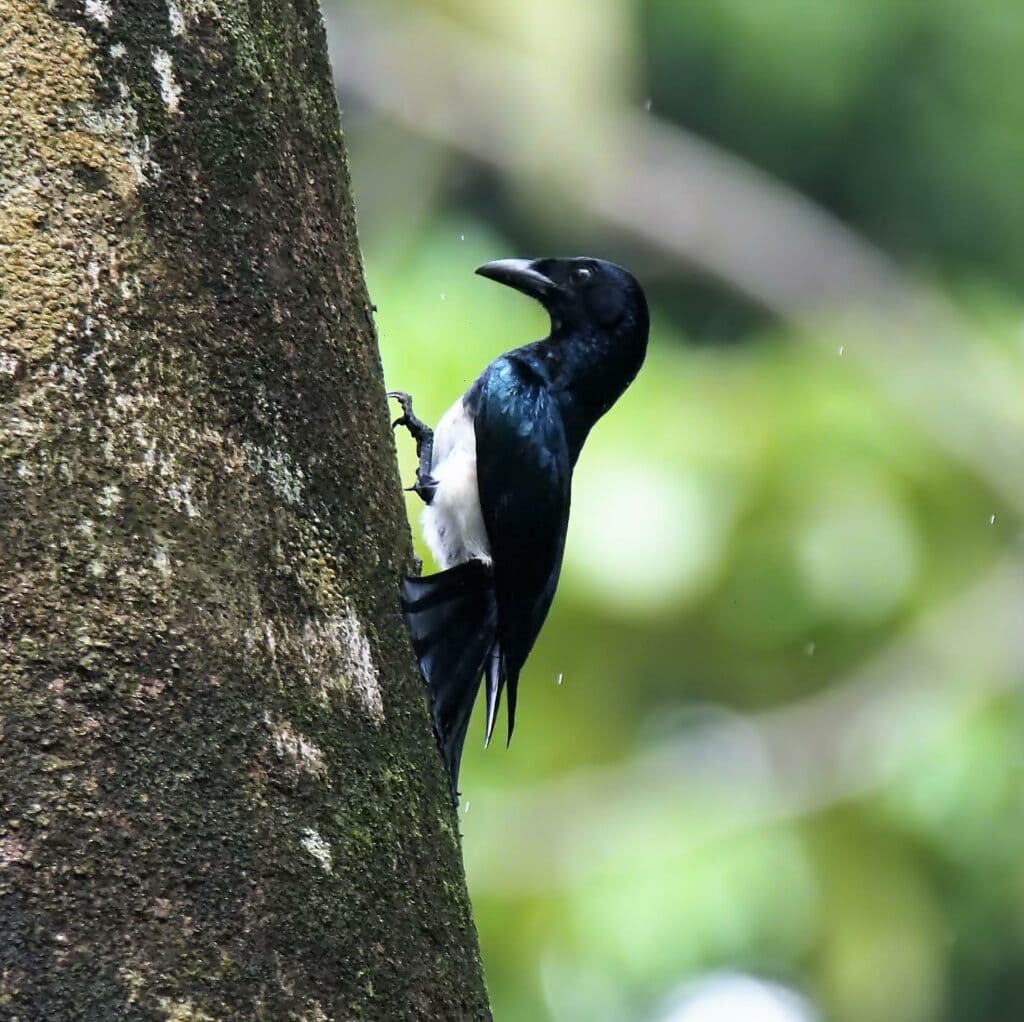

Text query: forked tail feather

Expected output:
[401,559,506,802]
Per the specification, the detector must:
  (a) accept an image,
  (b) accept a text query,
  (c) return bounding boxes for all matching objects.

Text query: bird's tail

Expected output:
[401,559,503,802]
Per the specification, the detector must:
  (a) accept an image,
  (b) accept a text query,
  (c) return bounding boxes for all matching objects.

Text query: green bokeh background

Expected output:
[326,3,1024,1018]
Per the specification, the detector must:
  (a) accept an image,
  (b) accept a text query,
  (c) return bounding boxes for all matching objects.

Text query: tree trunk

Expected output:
[0,2,490,1018]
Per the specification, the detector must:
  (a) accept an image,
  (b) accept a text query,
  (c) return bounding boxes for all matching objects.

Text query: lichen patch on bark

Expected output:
[84,0,113,28]
[151,48,182,114]
[1,11,139,363]
[166,0,187,38]
[264,711,328,779]
[300,828,334,873]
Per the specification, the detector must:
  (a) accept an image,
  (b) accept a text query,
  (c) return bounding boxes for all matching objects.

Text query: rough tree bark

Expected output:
[0,1,490,1018]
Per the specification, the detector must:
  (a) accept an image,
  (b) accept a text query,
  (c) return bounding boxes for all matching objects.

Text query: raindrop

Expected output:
[805,641,816,657]
[440,292,446,302]
[990,513,997,525]
[644,98,653,112]
[556,672,564,685]
[459,233,465,242]
[463,801,471,814]
[838,345,845,357]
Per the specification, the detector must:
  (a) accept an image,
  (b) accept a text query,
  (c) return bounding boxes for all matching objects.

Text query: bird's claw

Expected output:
[388,391,426,437]
[388,392,425,440]
[387,390,437,504]
[387,391,415,424]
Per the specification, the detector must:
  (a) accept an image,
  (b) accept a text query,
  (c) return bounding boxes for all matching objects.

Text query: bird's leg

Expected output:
[387,391,437,504]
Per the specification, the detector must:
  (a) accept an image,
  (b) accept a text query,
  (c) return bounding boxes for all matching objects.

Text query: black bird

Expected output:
[389,257,649,801]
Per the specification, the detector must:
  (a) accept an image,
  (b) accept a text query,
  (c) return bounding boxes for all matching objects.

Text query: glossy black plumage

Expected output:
[391,256,648,802]
[469,355,571,746]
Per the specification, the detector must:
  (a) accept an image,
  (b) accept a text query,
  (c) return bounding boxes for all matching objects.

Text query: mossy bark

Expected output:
[0,2,490,1018]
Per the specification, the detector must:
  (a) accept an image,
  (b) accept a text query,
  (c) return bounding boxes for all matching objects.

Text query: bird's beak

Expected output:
[475,259,557,302]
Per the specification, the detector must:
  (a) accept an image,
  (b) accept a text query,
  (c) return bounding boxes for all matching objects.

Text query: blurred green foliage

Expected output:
[330,1,1024,1019]
[644,0,1024,290]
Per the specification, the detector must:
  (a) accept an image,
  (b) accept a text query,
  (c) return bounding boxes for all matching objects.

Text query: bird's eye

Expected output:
[571,266,594,285]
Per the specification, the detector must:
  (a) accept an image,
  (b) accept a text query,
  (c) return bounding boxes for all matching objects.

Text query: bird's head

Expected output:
[475,256,648,337]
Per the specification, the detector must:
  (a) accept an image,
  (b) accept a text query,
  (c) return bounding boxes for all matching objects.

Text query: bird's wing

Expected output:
[471,355,571,745]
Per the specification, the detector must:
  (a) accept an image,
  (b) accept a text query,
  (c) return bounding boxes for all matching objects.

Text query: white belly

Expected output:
[422,398,492,569]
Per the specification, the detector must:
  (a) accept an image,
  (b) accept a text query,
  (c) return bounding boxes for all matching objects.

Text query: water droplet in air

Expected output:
[644,98,653,112]
[805,641,816,657]
[440,293,446,302]
[990,514,997,525]
[556,673,564,685]
[459,233,465,242]
[838,345,845,356]
[463,801,471,814]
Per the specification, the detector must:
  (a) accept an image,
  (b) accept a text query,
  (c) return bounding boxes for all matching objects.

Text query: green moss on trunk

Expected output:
[0,2,490,1017]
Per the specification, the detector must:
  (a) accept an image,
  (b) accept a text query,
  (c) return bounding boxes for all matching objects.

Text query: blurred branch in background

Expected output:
[327,3,1024,512]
